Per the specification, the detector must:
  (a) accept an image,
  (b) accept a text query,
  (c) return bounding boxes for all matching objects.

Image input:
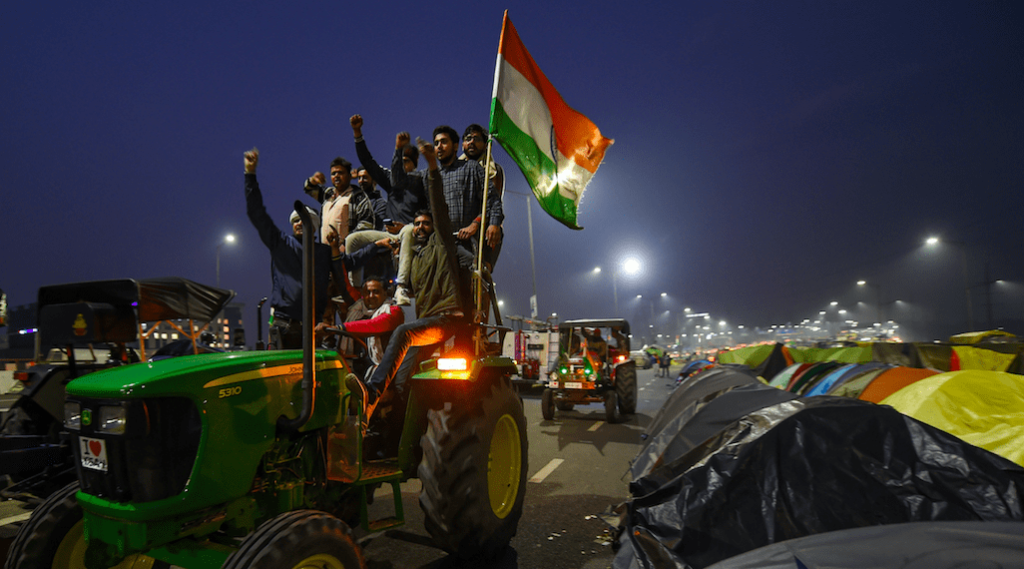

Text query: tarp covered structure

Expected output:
[37,278,234,360]
[856,366,939,403]
[882,370,1024,467]
[615,396,1024,569]
[633,367,795,484]
[803,362,890,397]
[705,521,1024,569]
[38,278,233,323]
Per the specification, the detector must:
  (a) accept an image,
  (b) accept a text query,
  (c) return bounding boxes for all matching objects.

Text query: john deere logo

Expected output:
[73,314,87,337]
[82,409,92,426]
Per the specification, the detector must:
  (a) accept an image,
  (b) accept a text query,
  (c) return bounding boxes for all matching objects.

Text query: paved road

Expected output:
[360,364,675,569]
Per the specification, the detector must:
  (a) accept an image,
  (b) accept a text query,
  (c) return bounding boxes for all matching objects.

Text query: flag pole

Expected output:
[474,138,495,355]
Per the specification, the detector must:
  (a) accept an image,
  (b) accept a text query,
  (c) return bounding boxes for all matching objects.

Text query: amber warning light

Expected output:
[437,358,468,371]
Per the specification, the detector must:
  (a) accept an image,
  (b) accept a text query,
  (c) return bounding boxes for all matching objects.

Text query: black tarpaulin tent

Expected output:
[705,521,1024,569]
[614,397,1024,569]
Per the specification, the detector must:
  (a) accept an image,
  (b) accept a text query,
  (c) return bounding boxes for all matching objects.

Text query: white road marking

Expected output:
[529,458,565,483]
[588,422,602,432]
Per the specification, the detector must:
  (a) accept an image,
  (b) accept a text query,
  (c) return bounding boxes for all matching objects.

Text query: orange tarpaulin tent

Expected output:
[858,367,940,403]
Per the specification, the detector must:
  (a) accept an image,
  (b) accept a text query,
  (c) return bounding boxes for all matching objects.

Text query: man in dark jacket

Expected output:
[244,148,331,349]
[347,138,471,423]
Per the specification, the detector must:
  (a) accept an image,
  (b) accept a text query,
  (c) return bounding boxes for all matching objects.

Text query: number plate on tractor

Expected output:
[80,436,108,471]
[564,382,583,389]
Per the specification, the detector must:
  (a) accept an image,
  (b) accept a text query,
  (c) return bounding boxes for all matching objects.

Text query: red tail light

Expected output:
[14,371,30,383]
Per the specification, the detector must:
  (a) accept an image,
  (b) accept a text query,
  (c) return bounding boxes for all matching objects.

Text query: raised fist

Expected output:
[396,131,410,149]
[244,148,259,173]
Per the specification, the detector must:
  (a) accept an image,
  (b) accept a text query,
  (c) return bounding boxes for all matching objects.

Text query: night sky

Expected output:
[3,1,1022,343]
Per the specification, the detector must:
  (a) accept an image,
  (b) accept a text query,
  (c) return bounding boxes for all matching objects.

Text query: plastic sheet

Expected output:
[705,521,1024,569]
[616,397,1024,569]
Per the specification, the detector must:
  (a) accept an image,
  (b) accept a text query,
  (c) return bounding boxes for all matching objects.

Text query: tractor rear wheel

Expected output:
[6,481,167,569]
[222,510,363,569]
[541,388,556,420]
[604,390,620,423]
[615,362,638,415]
[419,377,528,560]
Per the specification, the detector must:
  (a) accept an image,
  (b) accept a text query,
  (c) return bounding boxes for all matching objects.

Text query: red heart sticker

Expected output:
[89,440,102,457]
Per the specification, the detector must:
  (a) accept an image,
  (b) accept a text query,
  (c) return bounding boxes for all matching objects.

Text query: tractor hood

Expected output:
[66,350,338,399]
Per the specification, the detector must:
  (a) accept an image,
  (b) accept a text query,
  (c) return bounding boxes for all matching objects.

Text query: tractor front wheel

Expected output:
[604,390,620,423]
[615,362,638,415]
[541,388,556,420]
[5,481,166,569]
[419,377,528,560]
[222,510,364,569]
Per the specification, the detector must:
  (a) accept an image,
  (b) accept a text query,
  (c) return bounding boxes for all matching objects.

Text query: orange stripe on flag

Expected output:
[498,11,613,174]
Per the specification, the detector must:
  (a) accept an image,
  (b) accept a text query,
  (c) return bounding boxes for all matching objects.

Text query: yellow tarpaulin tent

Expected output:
[881,370,1024,467]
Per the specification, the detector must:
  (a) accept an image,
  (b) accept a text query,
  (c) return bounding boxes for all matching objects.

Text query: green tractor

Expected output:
[5,205,528,569]
[541,319,637,423]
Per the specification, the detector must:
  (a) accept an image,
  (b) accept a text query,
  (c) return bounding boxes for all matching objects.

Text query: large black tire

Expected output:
[615,362,638,415]
[541,388,556,420]
[222,510,364,569]
[5,481,166,569]
[604,390,619,423]
[418,378,528,560]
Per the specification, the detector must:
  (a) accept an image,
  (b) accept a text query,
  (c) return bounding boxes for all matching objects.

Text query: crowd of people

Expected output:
[242,116,505,425]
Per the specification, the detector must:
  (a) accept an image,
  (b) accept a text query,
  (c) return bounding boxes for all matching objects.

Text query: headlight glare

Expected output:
[64,402,81,430]
[98,405,127,434]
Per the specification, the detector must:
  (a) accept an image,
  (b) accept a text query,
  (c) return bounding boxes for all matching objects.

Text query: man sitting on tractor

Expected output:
[347,137,471,424]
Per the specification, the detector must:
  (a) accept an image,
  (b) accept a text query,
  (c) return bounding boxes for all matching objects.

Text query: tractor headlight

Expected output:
[64,402,81,430]
[97,405,127,434]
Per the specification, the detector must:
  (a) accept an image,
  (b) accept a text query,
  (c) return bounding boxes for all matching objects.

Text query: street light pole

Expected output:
[926,237,974,332]
[216,234,236,288]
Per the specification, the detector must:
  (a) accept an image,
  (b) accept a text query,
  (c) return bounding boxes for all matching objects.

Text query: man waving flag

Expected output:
[488,11,613,230]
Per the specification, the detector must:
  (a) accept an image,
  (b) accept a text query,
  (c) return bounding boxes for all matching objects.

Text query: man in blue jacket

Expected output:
[244,148,331,349]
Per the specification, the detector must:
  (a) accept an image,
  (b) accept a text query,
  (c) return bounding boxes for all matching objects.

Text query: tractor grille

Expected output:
[74,397,201,503]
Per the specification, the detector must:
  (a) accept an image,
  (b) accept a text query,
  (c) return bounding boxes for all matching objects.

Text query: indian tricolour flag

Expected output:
[488,11,613,230]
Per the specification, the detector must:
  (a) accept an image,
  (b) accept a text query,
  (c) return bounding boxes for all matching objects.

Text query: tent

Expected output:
[857,367,939,403]
[632,375,796,487]
[786,362,838,392]
[803,362,891,397]
[792,361,843,394]
[882,370,1024,467]
[830,367,899,399]
[615,397,1024,569]
[705,521,1024,569]
[767,363,808,389]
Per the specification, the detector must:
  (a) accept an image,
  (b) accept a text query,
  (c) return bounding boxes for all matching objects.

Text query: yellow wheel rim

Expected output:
[51,520,162,569]
[289,553,347,569]
[488,413,522,519]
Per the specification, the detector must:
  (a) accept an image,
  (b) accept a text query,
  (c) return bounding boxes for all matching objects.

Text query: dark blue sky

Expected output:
[3,1,1022,341]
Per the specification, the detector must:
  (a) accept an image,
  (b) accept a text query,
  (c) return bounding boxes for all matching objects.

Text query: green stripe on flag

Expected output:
[490,99,582,230]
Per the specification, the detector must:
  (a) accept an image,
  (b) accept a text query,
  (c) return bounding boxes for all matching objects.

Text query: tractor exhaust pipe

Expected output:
[255,297,267,350]
[278,201,316,432]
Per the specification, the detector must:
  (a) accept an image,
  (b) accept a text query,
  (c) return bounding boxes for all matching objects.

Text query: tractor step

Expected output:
[357,460,403,484]
[367,516,403,532]
[358,464,405,533]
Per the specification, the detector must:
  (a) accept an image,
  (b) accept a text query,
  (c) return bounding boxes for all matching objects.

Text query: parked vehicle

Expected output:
[542,319,637,422]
